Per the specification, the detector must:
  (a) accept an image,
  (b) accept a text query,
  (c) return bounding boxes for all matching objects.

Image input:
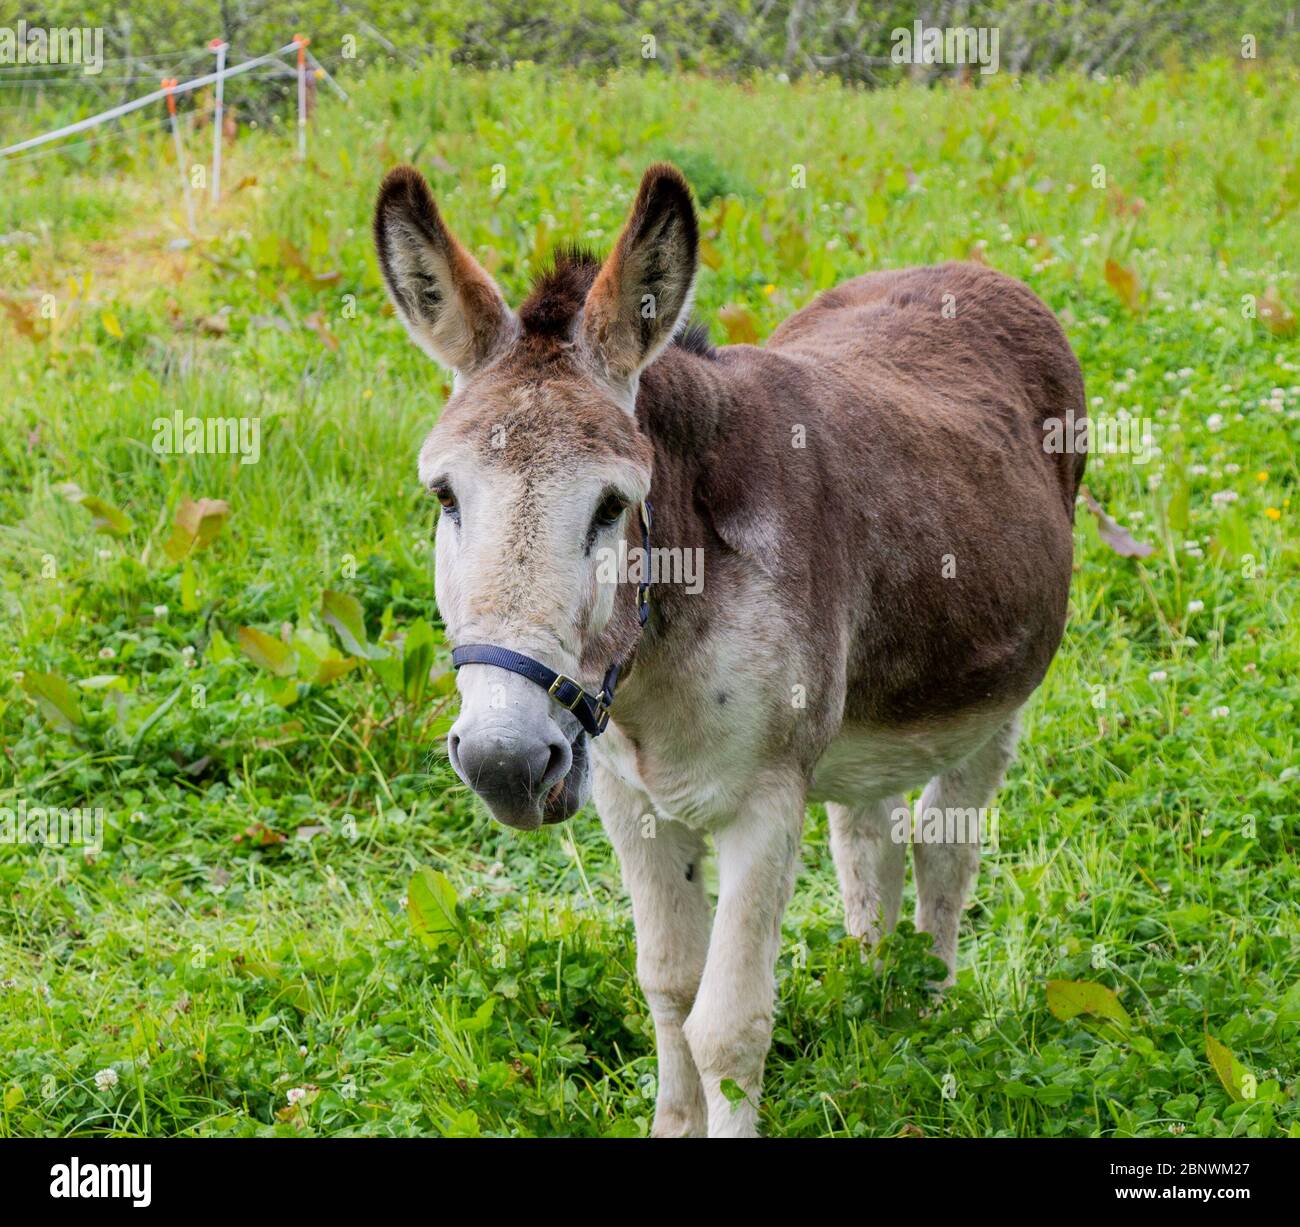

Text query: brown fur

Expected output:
[376,163,1084,772]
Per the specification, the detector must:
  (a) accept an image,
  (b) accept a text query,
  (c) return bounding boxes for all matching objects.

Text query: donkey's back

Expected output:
[730,261,1085,731]
[769,261,1085,516]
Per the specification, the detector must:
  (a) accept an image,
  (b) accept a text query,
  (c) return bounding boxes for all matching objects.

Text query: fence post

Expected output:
[208,38,227,207]
[293,34,310,161]
[162,78,196,233]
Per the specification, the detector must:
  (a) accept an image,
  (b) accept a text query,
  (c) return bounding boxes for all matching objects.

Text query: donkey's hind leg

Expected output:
[827,796,907,948]
[912,715,1021,983]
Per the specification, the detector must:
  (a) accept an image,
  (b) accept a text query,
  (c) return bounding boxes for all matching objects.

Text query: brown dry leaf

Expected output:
[280,239,339,284]
[718,303,759,344]
[1104,259,1142,312]
[163,497,230,561]
[1080,486,1155,558]
[698,239,724,271]
[233,821,286,847]
[0,293,44,340]
[304,311,339,352]
[1258,285,1296,337]
[198,314,229,335]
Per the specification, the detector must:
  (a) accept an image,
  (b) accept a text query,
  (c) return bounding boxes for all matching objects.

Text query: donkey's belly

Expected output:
[808,709,1009,804]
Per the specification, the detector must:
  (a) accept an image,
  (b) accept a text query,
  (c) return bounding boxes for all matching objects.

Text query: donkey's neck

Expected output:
[612,343,751,698]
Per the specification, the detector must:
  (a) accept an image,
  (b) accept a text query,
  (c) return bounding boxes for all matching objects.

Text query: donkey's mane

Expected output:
[519,244,714,358]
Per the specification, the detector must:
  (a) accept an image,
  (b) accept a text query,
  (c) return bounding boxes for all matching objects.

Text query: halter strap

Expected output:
[450,500,652,738]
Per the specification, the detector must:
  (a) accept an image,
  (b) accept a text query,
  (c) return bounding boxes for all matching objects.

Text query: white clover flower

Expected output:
[1186,600,1204,614]
[1206,414,1224,432]
[98,647,115,660]
[153,605,168,618]
[94,1067,119,1091]
[1212,706,1230,719]
[1211,490,1239,506]
[287,1086,307,1105]
[1148,670,1168,683]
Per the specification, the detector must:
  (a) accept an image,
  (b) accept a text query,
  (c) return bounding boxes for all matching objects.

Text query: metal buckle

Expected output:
[547,674,584,711]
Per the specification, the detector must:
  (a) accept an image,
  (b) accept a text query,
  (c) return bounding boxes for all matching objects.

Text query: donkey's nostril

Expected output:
[541,739,569,791]
[448,722,572,827]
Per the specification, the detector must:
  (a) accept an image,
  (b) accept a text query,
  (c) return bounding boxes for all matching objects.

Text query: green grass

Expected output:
[0,55,1297,1138]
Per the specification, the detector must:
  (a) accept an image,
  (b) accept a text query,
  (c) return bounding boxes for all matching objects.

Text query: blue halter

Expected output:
[450,500,652,738]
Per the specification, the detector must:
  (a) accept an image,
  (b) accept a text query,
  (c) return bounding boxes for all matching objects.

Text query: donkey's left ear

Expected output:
[581,163,698,391]
[373,165,515,375]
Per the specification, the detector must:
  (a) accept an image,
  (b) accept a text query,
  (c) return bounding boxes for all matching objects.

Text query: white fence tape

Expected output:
[0,39,302,160]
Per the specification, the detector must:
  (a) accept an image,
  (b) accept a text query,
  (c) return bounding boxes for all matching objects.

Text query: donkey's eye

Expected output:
[593,491,627,529]
[432,483,459,520]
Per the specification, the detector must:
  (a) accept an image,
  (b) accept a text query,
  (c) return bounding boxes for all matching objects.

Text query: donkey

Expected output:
[373,163,1085,1137]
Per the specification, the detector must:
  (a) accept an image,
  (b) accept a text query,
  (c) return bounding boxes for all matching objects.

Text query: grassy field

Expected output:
[0,55,1297,1138]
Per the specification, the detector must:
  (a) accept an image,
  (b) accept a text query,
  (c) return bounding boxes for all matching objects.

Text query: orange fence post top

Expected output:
[161,77,178,114]
[207,38,227,50]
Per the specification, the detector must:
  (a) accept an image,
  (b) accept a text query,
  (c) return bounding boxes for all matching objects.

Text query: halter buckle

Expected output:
[547,674,585,711]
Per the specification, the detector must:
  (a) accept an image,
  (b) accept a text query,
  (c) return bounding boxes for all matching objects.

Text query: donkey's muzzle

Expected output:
[448,721,573,830]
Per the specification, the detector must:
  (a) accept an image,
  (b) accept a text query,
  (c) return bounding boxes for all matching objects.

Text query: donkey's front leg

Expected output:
[594,767,712,1136]
[683,776,804,1137]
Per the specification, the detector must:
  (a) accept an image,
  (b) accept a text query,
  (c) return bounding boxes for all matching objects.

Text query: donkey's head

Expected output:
[374,164,699,830]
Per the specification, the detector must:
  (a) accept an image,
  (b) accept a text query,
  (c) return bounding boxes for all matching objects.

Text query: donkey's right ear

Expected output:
[373,166,515,375]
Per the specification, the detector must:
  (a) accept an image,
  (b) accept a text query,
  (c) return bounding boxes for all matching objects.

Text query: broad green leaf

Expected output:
[719,1078,749,1107]
[1278,980,1300,1026]
[206,628,233,663]
[403,619,437,703]
[456,996,496,1033]
[1205,1033,1252,1102]
[407,867,462,951]
[368,652,403,696]
[77,674,126,691]
[321,589,375,657]
[1045,979,1131,1027]
[21,671,84,730]
[58,483,133,536]
[4,1085,24,1111]
[79,495,133,537]
[237,627,296,677]
[313,656,357,685]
